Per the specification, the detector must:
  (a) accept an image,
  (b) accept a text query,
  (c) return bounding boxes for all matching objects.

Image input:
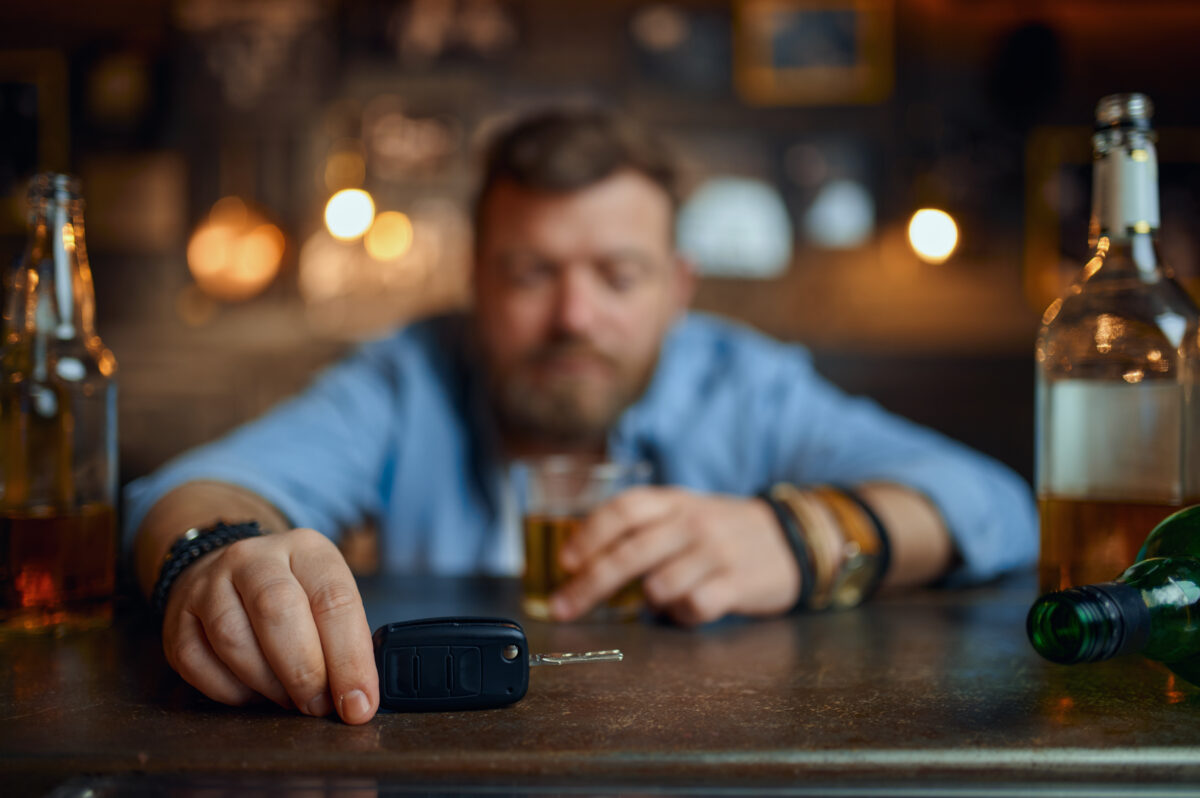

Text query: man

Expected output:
[126,109,1037,726]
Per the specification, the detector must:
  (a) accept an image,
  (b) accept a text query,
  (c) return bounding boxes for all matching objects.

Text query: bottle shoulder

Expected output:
[1138,506,1200,561]
[1036,276,1200,379]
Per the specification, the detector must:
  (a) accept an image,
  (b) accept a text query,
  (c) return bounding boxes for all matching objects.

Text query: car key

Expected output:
[373,617,623,712]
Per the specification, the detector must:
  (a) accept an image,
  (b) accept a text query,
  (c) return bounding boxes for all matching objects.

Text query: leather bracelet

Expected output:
[832,485,892,599]
[774,486,840,610]
[151,520,264,615]
[758,490,815,613]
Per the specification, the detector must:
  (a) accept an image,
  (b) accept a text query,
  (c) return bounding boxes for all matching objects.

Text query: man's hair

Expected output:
[473,107,685,233]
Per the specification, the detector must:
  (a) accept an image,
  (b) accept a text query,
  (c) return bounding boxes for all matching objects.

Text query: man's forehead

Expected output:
[477,171,675,254]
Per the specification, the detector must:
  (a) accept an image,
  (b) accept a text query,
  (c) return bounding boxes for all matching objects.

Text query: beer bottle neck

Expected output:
[1027,581,1151,664]
[11,192,96,342]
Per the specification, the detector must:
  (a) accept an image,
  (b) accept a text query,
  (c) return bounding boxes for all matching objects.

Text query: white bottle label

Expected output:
[1038,379,1180,500]
[1093,142,1161,238]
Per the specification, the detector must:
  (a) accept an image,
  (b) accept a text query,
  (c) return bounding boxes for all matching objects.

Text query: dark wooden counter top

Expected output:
[4,574,1200,796]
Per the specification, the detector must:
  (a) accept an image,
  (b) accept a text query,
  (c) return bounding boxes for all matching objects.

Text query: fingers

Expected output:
[164,529,377,725]
[559,487,674,573]
[197,577,292,708]
[163,607,258,707]
[553,490,797,625]
[665,576,737,627]
[552,514,691,620]
[290,534,379,725]
[643,549,721,607]
[228,536,333,719]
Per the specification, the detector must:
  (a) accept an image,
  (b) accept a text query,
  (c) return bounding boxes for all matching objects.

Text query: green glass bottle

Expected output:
[1027,504,1200,684]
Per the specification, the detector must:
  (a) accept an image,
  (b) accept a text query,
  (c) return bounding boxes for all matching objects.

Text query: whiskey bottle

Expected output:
[1035,93,1200,593]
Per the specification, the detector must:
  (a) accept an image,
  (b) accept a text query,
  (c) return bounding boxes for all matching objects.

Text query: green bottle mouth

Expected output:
[1027,582,1149,664]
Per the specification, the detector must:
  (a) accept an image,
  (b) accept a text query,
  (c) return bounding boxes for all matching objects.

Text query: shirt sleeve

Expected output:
[761,344,1038,585]
[121,337,403,554]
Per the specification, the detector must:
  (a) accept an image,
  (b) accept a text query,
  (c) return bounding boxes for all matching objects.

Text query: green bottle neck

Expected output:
[1028,581,1150,664]
[1029,556,1200,665]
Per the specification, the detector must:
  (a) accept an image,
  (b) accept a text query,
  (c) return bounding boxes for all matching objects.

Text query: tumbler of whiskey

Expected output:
[514,457,650,622]
[1,174,119,634]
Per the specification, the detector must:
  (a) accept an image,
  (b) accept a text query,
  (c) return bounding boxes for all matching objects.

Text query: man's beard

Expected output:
[486,337,656,448]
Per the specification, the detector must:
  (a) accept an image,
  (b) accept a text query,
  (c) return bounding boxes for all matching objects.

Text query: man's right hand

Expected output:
[159,527,379,724]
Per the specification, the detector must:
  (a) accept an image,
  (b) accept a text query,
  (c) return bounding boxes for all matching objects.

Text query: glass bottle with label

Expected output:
[1,173,119,633]
[1036,94,1200,594]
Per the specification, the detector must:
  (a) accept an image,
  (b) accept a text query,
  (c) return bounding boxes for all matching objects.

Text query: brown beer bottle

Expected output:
[1035,94,1200,594]
[1,173,119,633]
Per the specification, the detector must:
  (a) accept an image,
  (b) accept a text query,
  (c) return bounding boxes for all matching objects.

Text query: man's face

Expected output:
[472,170,694,449]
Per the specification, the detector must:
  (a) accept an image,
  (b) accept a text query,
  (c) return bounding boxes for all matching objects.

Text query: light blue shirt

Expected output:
[124,312,1038,585]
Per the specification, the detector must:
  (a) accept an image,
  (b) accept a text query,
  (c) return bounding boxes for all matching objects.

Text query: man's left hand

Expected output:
[550,487,800,625]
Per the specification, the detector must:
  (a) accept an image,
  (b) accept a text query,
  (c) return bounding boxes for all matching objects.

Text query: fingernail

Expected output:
[341,689,371,722]
[306,692,332,717]
[550,595,572,620]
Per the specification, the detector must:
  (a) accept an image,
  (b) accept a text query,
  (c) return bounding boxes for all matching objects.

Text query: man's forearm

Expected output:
[857,482,955,589]
[133,480,291,598]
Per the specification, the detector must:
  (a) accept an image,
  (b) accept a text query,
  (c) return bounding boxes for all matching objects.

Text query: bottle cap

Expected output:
[1095,93,1154,131]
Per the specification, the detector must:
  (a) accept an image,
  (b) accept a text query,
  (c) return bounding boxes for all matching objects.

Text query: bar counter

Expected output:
[4,574,1200,796]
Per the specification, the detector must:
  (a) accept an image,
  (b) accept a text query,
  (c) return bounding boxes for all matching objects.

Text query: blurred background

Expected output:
[2,0,1199,494]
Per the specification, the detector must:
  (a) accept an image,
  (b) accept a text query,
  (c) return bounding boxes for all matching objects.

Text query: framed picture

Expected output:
[1024,126,1200,313]
[733,0,893,106]
[0,50,69,234]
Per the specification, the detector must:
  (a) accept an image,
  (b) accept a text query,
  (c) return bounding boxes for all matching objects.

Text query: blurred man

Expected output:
[127,108,1037,725]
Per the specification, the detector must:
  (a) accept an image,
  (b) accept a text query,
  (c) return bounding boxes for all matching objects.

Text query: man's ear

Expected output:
[671,252,698,312]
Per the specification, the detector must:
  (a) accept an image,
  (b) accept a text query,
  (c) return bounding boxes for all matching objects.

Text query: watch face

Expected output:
[829,553,882,609]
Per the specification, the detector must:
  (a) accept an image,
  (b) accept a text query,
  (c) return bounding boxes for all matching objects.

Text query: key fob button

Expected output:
[416,646,451,697]
[384,647,417,700]
[451,646,482,696]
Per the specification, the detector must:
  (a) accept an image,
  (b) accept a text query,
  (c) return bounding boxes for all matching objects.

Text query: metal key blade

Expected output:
[528,649,624,667]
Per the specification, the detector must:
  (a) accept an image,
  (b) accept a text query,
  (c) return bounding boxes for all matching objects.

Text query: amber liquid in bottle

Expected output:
[521,514,642,621]
[1,504,116,630]
[1038,497,1184,592]
[0,173,119,634]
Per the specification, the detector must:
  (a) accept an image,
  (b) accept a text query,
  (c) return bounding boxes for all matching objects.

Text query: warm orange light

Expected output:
[186,197,285,302]
[365,211,414,261]
[324,149,366,191]
[325,189,375,241]
[907,208,958,264]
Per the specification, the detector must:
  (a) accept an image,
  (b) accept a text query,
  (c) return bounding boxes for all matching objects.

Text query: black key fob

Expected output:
[373,617,530,712]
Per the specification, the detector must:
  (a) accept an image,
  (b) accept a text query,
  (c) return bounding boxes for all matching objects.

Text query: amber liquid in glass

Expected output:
[0,502,116,634]
[522,514,642,621]
[1038,496,1184,594]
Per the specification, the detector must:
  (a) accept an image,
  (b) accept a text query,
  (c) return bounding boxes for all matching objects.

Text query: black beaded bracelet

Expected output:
[758,491,815,613]
[832,485,892,599]
[151,520,264,615]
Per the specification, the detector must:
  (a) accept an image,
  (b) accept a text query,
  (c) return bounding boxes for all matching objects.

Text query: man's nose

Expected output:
[553,267,601,335]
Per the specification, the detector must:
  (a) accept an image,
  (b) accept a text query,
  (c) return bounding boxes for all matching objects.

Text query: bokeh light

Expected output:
[324,144,366,191]
[907,208,959,264]
[186,197,285,302]
[803,179,875,249]
[325,189,375,241]
[365,211,415,261]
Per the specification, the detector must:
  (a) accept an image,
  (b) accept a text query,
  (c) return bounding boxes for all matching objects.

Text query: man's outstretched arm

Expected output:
[134,480,379,724]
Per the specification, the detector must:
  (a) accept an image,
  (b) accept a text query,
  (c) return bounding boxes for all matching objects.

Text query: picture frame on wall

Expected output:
[733,0,893,106]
